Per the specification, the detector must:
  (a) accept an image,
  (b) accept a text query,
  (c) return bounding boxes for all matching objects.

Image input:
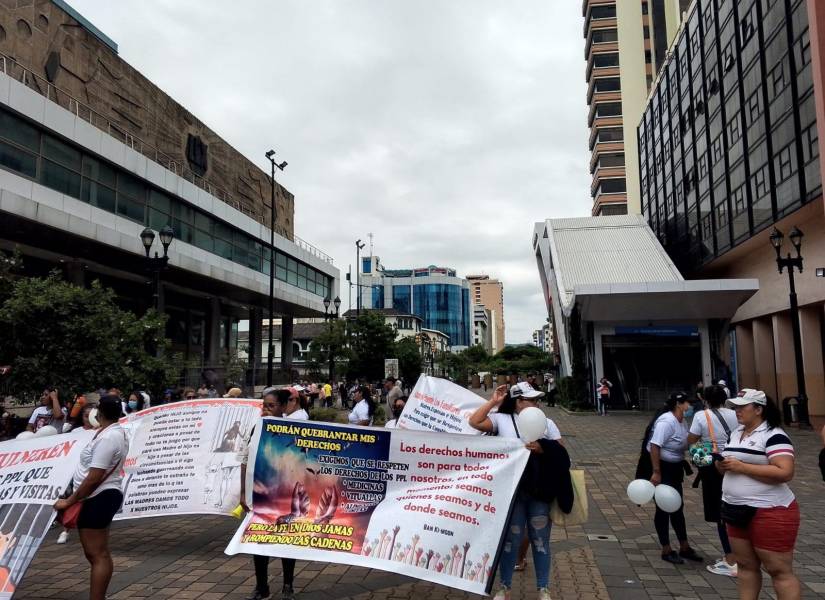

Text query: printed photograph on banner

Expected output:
[0,503,55,599]
[397,375,485,435]
[226,421,528,595]
[117,398,261,520]
[244,418,392,554]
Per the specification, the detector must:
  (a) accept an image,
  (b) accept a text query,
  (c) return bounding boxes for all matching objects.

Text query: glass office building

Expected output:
[638,0,819,274]
[360,258,472,348]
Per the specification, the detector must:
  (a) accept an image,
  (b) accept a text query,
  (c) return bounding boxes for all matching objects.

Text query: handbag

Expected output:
[720,501,757,529]
[550,469,588,526]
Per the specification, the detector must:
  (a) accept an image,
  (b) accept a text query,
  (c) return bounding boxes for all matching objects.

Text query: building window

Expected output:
[591,29,618,44]
[746,93,762,126]
[593,53,620,68]
[645,50,652,64]
[753,164,770,198]
[775,144,795,182]
[801,123,819,164]
[726,114,741,145]
[796,30,812,68]
[643,26,650,39]
[769,61,787,100]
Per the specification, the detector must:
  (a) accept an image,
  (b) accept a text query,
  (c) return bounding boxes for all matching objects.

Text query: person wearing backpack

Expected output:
[688,384,740,577]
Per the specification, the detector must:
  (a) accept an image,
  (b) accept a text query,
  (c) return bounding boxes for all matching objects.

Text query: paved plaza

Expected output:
[15,405,825,600]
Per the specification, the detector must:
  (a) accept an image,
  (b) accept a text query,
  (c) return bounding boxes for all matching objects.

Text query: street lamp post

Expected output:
[139,225,174,311]
[324,296,342,385]
[769,226,811,427]
[265,150,288,387]
[355,239,365,316]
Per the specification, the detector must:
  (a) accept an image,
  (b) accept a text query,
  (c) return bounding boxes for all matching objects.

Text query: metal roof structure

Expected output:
[544,215,683,311]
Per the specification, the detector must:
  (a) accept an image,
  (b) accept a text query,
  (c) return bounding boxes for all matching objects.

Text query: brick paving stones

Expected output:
[14,402,825,599]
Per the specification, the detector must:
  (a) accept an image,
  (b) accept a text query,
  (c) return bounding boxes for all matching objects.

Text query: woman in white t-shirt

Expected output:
[647,392,703,565]
[54,395,128,600]
[285,387,309,420]
[469,382,560,600]
[719,389,799,600]
[687,384,739,577]
[348,386,375,426]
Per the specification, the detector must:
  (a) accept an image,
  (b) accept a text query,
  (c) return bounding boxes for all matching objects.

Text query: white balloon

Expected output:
[654,484,682,513]
[516,407,547,443]
[15,431,35,440]
[88,408,100,429]
[34,425,58,437]
[627,479,656,505]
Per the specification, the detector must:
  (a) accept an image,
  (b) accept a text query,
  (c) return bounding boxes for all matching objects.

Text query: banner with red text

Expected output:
[116,398,261,520]
[0,428,95,600]
[225,418,528,595]
[397,375,485,435]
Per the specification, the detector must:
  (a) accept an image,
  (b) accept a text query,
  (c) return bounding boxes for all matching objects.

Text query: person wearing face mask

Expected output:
[125,391,144,414]
[647,391,703,565]
[384,397,406,428]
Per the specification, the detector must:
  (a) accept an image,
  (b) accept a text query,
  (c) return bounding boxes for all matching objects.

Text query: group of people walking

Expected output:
[642,384,801,600]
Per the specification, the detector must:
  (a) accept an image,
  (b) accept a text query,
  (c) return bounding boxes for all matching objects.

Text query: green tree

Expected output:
[394,337,422,383]
[346,312,397,381]
[0,275,177,398]
[306,319,350,378]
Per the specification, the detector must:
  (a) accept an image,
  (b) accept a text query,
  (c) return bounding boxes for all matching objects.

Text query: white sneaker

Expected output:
[538,587,552,600]
[56,530,69,545]
[706,559,737,577]
[492,586,511,600]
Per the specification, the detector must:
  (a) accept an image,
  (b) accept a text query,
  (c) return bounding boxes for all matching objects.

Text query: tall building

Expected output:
[472,304,493,353]
[0,2,338,379]
[638,0,825,425]
[466,275,505,352]
[359,257,471,350]
[584,0,689,215]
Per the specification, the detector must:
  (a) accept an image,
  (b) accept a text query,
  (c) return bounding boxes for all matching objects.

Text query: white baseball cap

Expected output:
[718,379,727,386]
[729,388,767,406]
[510,382,545,399]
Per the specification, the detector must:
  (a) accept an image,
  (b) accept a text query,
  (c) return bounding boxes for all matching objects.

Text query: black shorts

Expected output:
[77,489,123,529]
[699,465,723,523]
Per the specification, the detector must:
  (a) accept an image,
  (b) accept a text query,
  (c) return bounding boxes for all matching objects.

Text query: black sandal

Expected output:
[679,548,704,562]
[661,551,684,565]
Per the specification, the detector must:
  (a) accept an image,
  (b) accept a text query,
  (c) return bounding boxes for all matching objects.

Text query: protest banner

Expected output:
[117,398,261,520]
[225,418,528,595]
[397,375,486,435]
[0,429,94,600]
[384,358,399,380]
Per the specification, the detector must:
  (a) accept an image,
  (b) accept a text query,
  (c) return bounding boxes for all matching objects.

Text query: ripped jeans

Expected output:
[499,490,551,589]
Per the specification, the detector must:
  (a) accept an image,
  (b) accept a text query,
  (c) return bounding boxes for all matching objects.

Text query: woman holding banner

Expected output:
[54,395,128,600]
[240,389,297,600]
[469,383,562,600]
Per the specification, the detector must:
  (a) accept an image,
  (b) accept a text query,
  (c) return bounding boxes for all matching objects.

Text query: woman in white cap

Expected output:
[469,382,562,600]
[720,389,799,600]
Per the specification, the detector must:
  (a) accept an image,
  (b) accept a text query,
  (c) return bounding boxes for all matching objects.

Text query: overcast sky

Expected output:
[71,0,591,344]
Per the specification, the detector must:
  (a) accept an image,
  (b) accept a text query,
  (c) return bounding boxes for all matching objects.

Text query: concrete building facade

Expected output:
[638,0,825,426]
[472,304,493,353]
[585,0,689,215]
[0,2,338,386]
[466,274,505,352]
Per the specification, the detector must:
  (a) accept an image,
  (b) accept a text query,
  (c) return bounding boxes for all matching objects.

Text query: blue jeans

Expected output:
[499,490,551,589]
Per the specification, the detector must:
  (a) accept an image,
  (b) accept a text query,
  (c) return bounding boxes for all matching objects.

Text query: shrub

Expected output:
[557,376,590,411]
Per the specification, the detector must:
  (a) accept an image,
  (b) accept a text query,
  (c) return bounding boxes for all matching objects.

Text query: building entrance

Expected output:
[601,333,701,410]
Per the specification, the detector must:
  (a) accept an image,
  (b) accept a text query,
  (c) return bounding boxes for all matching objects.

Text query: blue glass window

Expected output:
[392,285,411,314]
[372,285,384,309]
[412,283,470,347]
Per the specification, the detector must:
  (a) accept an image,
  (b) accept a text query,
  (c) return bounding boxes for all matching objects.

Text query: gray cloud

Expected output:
[71,0,591,343]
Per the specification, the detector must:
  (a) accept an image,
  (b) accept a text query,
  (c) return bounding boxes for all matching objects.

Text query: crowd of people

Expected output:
[4,373,815,600]
[640,384,802,600]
